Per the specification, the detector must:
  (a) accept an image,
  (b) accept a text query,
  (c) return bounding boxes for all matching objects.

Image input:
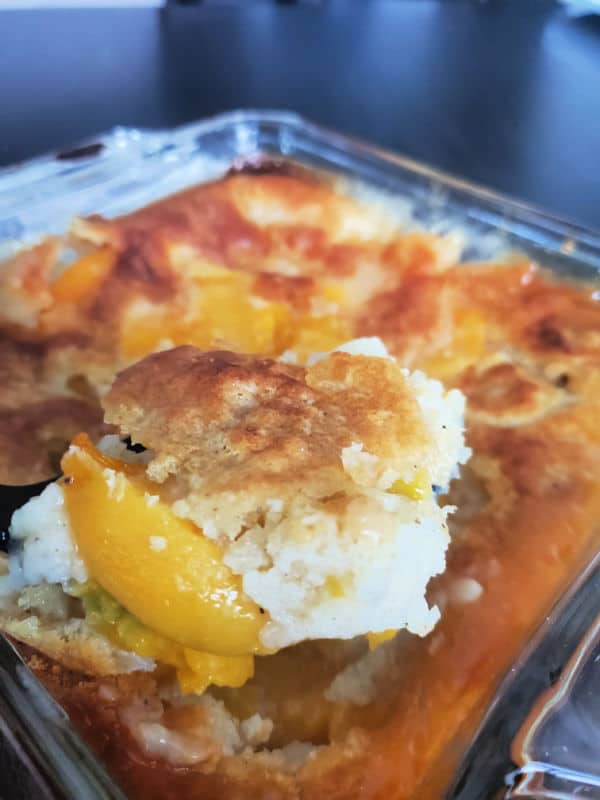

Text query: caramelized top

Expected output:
[104,345,431,511]
[1,168,600,800]
[0,171,457,483]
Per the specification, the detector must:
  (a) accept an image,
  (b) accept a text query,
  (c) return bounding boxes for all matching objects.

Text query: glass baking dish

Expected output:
[0,110,599,800]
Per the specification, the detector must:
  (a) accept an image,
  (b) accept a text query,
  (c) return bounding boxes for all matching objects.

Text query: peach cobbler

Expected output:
[0,167,599,800]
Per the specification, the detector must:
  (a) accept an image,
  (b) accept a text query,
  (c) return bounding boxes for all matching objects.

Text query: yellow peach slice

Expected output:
[61,434,266,657]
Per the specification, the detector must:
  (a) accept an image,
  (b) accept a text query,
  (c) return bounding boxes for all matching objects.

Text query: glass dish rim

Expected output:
[2,108,599,252]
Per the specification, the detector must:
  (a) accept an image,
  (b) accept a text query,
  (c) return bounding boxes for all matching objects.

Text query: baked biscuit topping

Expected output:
[0,168,599,800]
[103,343,459,516]
[2,340,468,664]
[0,173,457,484]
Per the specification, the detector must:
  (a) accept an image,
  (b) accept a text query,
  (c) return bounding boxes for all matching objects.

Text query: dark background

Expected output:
[1,0,600,228]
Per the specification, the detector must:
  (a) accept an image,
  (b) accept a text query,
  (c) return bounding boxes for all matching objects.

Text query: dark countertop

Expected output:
[1,1,600,229]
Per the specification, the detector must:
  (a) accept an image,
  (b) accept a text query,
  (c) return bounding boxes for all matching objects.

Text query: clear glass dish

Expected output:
[0,110,599,800]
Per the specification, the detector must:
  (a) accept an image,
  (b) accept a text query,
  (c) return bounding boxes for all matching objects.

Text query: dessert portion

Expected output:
[1,166,599,800]
[0,171,460,485]
[0,340,468,700]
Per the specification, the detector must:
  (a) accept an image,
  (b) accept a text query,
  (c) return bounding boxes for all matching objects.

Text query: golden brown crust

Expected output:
[73,178,269,273]
[0,336,47,410]
[251,271,315,312]
[0,401,103,484]
[1,169,600,800]
[0,240,58,327]
[457,358,568,426]
[2,616,150,676]
[0,174,409,482]
[103,345,430,499]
